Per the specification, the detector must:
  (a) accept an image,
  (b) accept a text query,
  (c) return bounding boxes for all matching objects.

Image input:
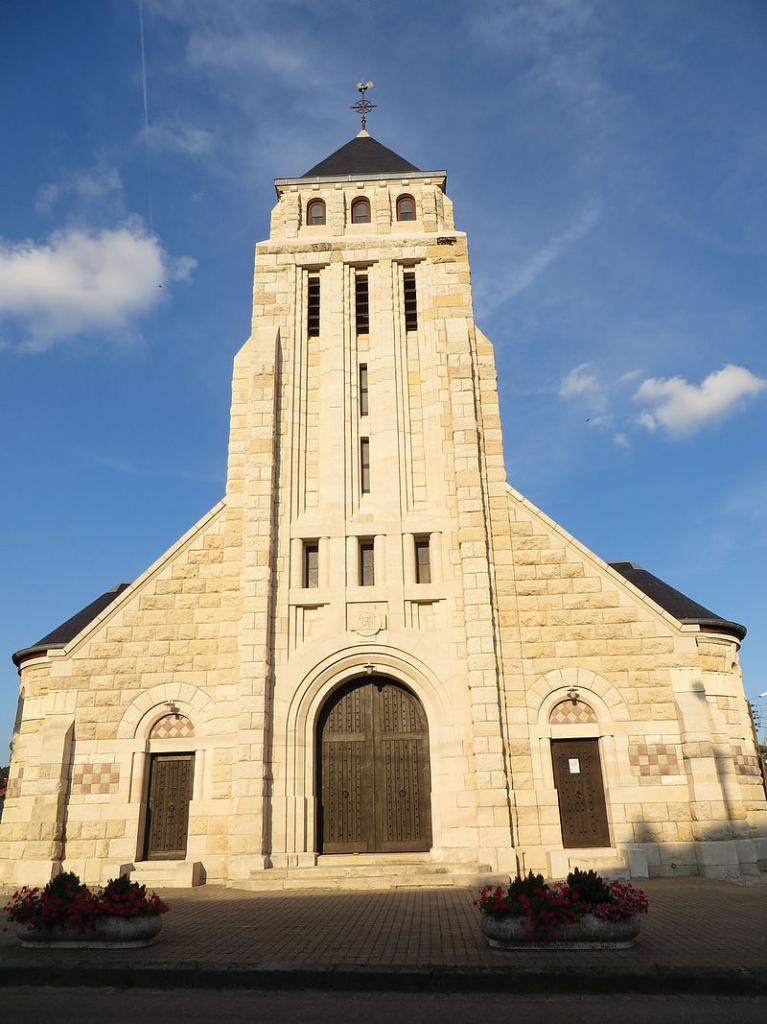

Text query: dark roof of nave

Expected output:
[301,135,421,178]
[609,562,746,640]
[12,582,131,666]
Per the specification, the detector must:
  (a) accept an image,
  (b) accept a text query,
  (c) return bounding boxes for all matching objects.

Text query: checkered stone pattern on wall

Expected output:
[150,714,195,740]
[733,745,763,777]
[628,741,681,781]
[71,763,120,796]
[549,700,597,725]
[6,765,23,799]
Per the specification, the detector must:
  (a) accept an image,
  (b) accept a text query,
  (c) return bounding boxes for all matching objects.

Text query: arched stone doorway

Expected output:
[317,676,432,854]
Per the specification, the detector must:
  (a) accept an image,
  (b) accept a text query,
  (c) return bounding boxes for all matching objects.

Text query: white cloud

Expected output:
[0,224,196,352]
[560,362,601,398]
[613,432,629,448]
[635,364,766,436]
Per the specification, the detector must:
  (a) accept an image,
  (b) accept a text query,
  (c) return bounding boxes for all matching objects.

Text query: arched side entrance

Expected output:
[317,676,432,854]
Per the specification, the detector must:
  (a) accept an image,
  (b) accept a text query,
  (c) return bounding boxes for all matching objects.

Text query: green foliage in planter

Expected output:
[508,870,547,901]
[101,874,134,899]
[566,867,613,906]
[46,871,87,897]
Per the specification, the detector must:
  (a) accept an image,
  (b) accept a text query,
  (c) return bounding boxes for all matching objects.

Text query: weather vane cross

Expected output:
[351,81,376,133]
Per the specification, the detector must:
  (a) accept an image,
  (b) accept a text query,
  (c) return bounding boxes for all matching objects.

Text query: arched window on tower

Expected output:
[396,194,416,221]
[307,199,326,226]
[351,197,371,224]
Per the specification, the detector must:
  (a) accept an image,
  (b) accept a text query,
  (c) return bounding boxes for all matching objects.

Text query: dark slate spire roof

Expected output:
[12,582,131,666]
[609,562,746,640]
[301,135,420,178]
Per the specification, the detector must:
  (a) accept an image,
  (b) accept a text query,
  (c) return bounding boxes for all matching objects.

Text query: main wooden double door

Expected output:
[318,679,432,854]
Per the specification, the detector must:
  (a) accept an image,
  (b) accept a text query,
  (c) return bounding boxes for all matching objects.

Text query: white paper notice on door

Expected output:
[568,758,581,774]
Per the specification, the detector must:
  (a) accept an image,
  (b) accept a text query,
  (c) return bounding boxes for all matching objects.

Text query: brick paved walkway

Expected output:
[2,878,766,973]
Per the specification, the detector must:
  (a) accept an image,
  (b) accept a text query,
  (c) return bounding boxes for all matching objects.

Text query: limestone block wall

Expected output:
[0,502,243,886]
[499,484,767,876]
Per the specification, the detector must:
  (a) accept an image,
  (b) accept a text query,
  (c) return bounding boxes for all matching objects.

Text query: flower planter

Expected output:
[6,872,170,949]
[475,870,648,951]
[16,912,164,949]
[480,910,641,950]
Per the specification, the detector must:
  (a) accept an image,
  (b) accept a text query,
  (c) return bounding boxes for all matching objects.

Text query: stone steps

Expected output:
[121,860,205,888]
[235,855,501,892]
[548,847,630,881]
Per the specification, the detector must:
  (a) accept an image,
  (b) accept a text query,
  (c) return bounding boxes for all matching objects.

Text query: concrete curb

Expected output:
[0,961,766,994]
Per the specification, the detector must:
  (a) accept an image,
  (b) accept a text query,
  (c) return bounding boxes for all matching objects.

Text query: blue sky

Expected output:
[1,0,766,749]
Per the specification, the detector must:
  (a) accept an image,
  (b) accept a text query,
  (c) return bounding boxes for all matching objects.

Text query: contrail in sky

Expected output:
[138,0,154,234]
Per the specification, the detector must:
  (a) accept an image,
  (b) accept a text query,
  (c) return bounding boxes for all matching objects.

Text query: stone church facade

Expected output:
[2,131,766,889]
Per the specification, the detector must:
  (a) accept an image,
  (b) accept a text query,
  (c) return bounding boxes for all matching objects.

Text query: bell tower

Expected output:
[224,91,519,878]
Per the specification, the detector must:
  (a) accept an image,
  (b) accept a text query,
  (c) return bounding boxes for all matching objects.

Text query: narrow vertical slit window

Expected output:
[360,437,371,493]
[403,270,418,331]
[303,541,319,589]
[359,540,375,587]
[307,275,320,337]
[415,537,431,584]
[359,364,369,417]
[355,272,369,334]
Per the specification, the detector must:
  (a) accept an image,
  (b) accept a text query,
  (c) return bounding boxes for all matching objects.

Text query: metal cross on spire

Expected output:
[351,81,376,134]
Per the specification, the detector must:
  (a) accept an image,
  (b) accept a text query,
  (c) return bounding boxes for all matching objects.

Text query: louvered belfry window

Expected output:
[355,272,369,334]
[307,275,320,337]
[403,270,418,331]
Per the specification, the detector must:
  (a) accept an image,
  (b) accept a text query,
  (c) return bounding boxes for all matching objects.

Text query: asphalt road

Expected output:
[1,987,765,1024]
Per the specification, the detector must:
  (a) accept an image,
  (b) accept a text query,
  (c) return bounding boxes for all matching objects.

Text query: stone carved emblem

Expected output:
[349,604,386,637]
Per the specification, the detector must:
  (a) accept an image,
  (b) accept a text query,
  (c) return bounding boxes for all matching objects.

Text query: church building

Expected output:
[2,108,766,889]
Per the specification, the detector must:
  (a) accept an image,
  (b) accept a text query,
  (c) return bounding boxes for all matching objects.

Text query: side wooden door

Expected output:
[551,739,610,848]
[144,754,194,860]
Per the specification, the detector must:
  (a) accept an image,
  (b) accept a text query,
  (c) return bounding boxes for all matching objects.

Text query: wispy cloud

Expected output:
[187,29,310,78]
[147,121,215,156]
[560,361,602,399]
[92,454,137,475]
[36,162,124,217]
[0,223,196,352]
[487,199,602,313]
[470,0,609,115]
[89,453,224,484]
[618,368,642,384]
[635,364,766,436]
[558,360,612,429]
